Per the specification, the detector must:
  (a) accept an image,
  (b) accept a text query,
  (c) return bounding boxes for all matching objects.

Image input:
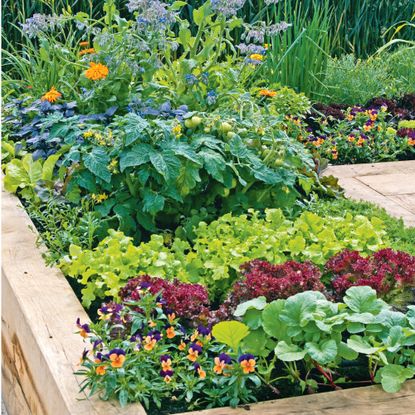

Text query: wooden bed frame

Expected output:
[2,184,415,415]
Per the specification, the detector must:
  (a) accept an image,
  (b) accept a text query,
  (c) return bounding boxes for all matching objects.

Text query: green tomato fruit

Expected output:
[220,122,232,133]
[191,116,202,127]
[227,131,237,139]
[185,119,194,129]
[274,159,284,167]
[204,127,211,133]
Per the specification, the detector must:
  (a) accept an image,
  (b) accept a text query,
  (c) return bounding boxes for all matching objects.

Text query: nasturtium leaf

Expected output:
[212,321,250,352]
[241,329,270,357]
[262,300,288,341]
[280,291,326,328]
[275,341,306,361]
[347,335,380,354]
[305,339,338,364]
[375,364,415,393]
[338,341,359,360]
[235,296,267,317]
[83,147,111,183]
[343,286,384,314]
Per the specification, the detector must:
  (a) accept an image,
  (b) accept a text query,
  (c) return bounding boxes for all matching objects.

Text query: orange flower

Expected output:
[95,365,106,375]
[190,330,199,342]
[187,344,202,362]
[109,353,125,368]
[166,327,176,339]
[167,313,176,323]
[161,359,172,372]
[178,341,186,351]
[347,114,354,121]
[408,138,415,146]
[41,86,62,103]
[85,62,109,81]
[213,357,226,374]
[148,320,157,328]
[197,367,206,379]
[250,53,264,61]
[240,358,256,374]
[259,89,277,98]
[347,134,355,142]
[80,48,95,56]
[80,41,89,47]
[144,336,157,351]
[163,375,172,383]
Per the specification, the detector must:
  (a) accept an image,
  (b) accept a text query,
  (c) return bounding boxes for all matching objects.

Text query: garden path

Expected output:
[323,160,415,227]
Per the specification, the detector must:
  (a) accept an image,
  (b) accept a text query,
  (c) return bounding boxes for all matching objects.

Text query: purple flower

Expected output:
[160,369,174,377]
[198,325,211,336]
[218,353,232,364]
[189,343,203,353]
[109,348,126,356]
[148,330,162,341]
[160,354,171,362]
[238,353,255,363]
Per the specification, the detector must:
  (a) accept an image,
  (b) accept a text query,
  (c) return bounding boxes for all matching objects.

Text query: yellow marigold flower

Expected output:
[250,53,264,61]
[41,86,62,103]
[80,41,89,47]
[85,62,109,81]
[259,89,277,98]
[79,48,96,56]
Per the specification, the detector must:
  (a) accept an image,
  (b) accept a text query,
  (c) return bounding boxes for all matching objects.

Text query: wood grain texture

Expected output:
[1,185,146,415]
[184,380,415,415]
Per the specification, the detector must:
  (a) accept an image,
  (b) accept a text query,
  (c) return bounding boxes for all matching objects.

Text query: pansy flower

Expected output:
[193,363,206,379]
[167,312,176,324]
[187,343,202,362]
[178,340,187,351]
[238,354,256,374]
[166,326,176,339]
[108,348,126,368]
[76,318,90,338]
[160,369,174,383]
[144,330,162,351]
[213,353,232,374]
[160,355,173,371]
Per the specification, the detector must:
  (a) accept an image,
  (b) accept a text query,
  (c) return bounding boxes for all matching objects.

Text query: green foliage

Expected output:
[63,108,316,241]
[237,286,415,393]
[62,209,389,306]
[212,321,250,352]
[308,198,415,255]
[3,153,60,203]
[321,48,415,105]
[255,0,333,100]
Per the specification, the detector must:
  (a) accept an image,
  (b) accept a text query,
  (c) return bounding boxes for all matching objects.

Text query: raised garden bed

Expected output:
[3,181,415,415]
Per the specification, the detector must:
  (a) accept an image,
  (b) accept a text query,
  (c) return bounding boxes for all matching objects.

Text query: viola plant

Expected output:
[76,284,261,410]
[287,104,415,165]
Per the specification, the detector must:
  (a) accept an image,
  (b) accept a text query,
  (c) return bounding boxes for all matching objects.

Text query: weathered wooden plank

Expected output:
[184,380,415,415]
[1,185,146,415]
